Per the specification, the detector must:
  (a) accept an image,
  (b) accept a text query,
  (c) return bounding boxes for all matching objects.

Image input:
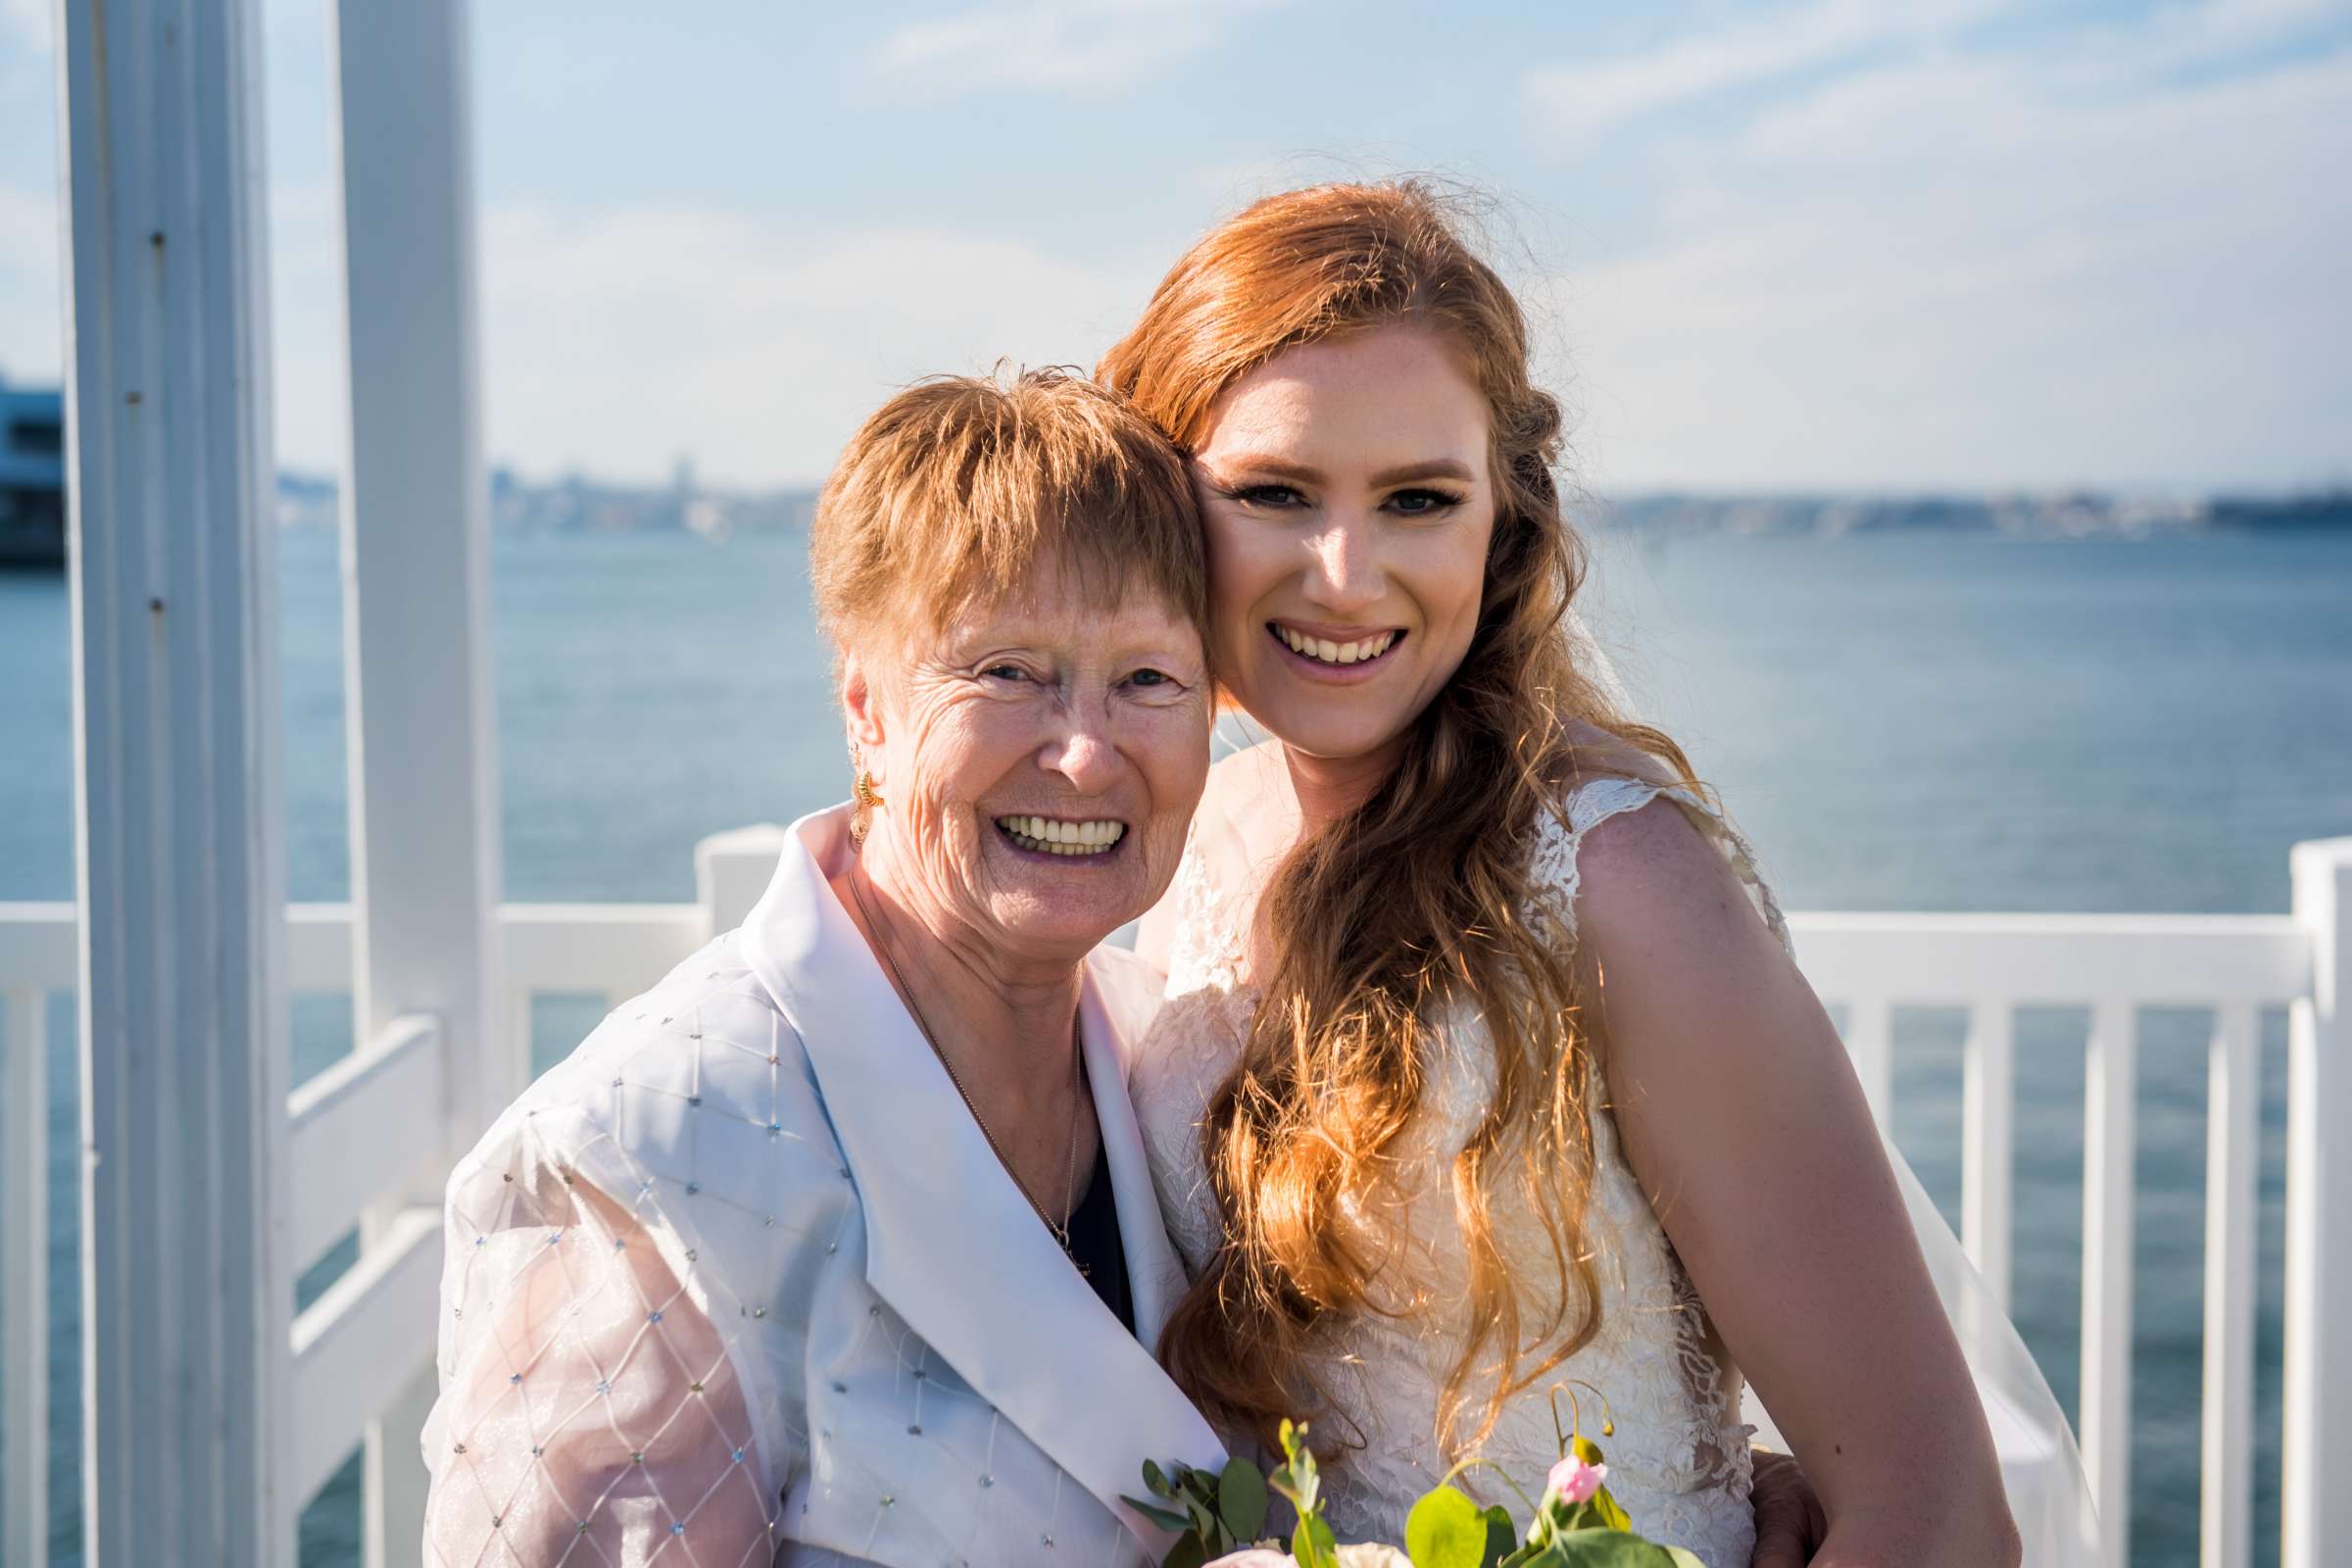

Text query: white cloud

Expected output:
[1,180,1167,487]
[1524,0,2009,143]
[466,205,1159,485]
[1555,33,2352,491]
[873,0,1285,94]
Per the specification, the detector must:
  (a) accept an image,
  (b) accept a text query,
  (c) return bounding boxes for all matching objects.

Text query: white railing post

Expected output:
[1962,999,2016,1310]
[4,987,46,1564]
[2284,837,2352,1568]
[2081,998,2137,1568]
[54,0,293,1559]
[2201,1003,2259,1568]
[325,0,502,1558]
[696,823,793,940]
[1842,996,1893,1131]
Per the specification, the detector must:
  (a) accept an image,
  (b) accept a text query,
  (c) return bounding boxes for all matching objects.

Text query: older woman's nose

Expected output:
[1301,517,1384,613]
[1038,718,1124,793]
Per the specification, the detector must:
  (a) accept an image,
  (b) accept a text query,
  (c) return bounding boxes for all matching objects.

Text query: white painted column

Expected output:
[1961,999,2016,1312]
[1841,995,1893,1131]
[4,987,46,1565]
[54,1,293,1560]
[324,0,505,1558]
[2080,998,2137,1568]
[2284,838,2352,1568]
[2200,1002,2259,1568]
[697,823,793,939]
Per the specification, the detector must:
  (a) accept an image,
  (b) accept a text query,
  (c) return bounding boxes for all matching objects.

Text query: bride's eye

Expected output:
[1226,482,1307,510]
[1386,487,1465,517]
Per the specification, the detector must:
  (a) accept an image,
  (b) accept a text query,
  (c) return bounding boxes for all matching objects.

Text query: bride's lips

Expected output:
[1264,620,1407,684]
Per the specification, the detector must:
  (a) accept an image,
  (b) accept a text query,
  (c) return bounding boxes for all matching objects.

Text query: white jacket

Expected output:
[421,804,1226,1566]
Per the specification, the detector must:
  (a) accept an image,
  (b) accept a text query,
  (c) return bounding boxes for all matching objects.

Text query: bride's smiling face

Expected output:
[1193,323,1496,768]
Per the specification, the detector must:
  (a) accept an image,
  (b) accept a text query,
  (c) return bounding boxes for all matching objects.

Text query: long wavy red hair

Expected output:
[1099,180,1709,1458]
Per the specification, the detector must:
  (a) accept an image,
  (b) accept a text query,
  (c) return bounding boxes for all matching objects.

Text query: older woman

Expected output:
[419,368,1227,1565]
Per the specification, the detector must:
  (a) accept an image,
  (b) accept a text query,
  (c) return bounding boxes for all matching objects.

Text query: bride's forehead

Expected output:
[1201,337,1490,463]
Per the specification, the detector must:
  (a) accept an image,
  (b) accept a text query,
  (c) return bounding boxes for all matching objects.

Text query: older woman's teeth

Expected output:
[1277,626,1398,665]
[996,816,1128,856]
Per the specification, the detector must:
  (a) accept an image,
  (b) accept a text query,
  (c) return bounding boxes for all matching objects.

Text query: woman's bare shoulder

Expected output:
[1570,790,1763,959]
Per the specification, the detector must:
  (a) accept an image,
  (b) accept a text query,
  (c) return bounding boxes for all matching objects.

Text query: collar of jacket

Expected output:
[737,803,1227,1555]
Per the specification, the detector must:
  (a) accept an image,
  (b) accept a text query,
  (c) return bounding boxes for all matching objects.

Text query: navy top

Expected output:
[1062,1143,1135,1335]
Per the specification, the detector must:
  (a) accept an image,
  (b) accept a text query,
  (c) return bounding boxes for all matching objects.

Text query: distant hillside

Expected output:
[1582,489,2352,538]
[270,471,2352,541]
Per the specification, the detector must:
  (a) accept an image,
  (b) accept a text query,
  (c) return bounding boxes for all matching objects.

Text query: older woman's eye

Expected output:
[980,663,1031,682]
[1129,668,1174,688]
[1387,487,1465,517]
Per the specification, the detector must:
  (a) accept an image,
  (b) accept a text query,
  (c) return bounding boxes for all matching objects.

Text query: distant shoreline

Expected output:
[8,473,2348,571]
[287,472,2351,542]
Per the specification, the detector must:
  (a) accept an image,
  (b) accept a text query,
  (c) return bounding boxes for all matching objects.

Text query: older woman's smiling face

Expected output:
[844,555,1211,965]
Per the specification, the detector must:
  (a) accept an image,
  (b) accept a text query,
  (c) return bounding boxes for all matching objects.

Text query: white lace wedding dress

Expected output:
[1134,775,1775,1567]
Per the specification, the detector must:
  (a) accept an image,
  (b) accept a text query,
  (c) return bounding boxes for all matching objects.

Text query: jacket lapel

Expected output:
[738,806,1227,1554]
[1079,944,1193,1356]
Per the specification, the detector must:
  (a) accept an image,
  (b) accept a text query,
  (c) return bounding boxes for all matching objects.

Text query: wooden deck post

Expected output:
[2284,836,2352,1568]
[323,0,505,1560]
[55,0,293,1559]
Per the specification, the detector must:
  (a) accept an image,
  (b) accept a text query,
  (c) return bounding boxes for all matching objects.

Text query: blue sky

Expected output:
[0,0,2346,491]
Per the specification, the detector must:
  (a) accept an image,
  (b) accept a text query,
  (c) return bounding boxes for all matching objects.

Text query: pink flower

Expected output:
[1546,1454,1608,1505]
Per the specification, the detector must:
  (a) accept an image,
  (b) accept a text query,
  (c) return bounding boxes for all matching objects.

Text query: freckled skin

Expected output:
[1193,324,1497,787]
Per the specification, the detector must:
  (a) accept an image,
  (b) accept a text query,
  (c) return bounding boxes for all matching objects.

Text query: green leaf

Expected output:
[1143,1458,1171,1497]
[1661,1550,1707,1568]
[1291,1511,1339,1568]
[1160,1533,1209,1568]
[1218,1456,1269,1542]
[1572,1435,1604,1465]
[1586,1487,1633,1534]
[1547,1532,1683,1566]
[1181,1493,1215,1542]
[1118,1495,1193,1535]
[1406,1484,1493,1568]
[1481,1503,1519,1568]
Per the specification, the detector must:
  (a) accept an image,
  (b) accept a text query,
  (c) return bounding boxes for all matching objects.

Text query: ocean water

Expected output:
[2,525,2348,1564]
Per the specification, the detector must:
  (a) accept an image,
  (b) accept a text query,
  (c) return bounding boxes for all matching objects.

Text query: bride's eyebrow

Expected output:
[1204,455,1321,485]
[1370,459,1475,487]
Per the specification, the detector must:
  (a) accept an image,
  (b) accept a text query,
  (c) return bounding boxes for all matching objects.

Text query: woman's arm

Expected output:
[423,1169,776,1562]
[1575,799,2018,1568]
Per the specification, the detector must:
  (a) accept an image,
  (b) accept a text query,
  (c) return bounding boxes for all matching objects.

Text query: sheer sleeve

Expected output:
[421,1117,780,1565]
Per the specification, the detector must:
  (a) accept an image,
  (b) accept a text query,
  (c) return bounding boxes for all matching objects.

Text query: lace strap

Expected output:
[1530,775,1790,956]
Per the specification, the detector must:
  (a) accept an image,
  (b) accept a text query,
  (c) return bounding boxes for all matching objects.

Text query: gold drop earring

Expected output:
[850,744,884,849]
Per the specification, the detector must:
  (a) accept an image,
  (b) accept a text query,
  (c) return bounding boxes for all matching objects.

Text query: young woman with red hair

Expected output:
[1104,182,2075,1567]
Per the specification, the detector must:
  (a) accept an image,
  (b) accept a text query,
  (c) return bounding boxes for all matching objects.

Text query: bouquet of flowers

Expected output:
[1128,1391,1703,1568]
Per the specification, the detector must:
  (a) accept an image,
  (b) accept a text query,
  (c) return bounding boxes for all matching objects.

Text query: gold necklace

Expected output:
[848,867,1086,1253]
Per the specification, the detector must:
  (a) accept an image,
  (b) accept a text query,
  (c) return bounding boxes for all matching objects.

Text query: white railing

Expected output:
[3,830,2348,1565]
[1790,910,2314,1568]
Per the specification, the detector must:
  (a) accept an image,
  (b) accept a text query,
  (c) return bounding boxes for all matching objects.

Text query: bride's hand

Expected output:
[1750,1447,1828,1567]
